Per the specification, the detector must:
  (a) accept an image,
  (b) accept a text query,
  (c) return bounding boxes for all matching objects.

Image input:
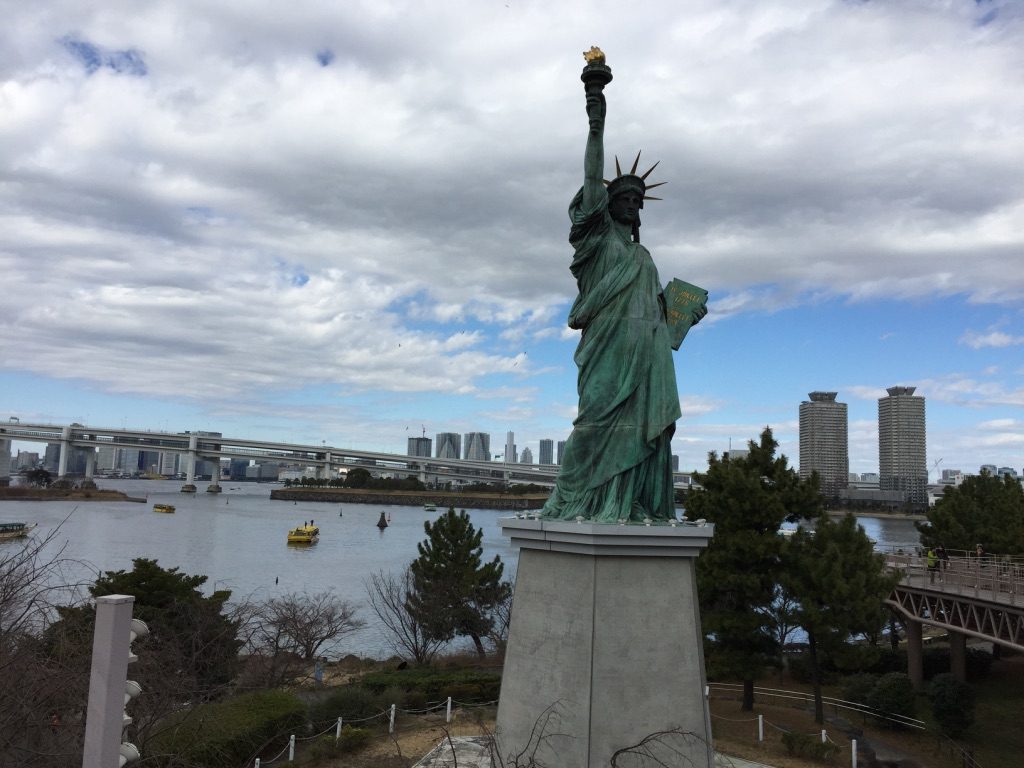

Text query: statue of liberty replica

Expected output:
[542,46,707,523]
[495,49,715,768]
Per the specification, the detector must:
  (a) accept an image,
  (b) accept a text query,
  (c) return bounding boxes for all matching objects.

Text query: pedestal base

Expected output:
[206,483,222,494]
[495,519,714,768]
[180,484,197,493]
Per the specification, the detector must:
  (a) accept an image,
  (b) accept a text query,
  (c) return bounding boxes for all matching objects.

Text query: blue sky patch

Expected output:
[60,35,147,76]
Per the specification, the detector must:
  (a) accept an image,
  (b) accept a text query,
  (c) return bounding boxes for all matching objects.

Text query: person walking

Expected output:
[936,544,949,581]
[927,547,938,584]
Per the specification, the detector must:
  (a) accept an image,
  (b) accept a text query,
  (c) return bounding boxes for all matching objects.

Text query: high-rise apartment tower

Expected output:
[463,432,491,462]
[878,386,927,504]
[798,391,849,497]
[538,439,554,465]
[407,437,432,457]
[435,433,461,459]
[504,431,517,464]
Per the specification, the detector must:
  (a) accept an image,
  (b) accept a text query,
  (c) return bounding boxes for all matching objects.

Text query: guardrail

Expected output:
[882,549,1024,606]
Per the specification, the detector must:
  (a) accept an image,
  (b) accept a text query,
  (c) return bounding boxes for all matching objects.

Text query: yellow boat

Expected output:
[153,503,176,513]
[287,524,319,544]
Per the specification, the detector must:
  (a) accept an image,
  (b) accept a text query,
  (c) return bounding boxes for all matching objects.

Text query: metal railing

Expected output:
[882,548,1024,606]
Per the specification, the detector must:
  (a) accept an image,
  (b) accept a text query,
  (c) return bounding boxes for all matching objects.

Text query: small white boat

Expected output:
[423,503,437,512]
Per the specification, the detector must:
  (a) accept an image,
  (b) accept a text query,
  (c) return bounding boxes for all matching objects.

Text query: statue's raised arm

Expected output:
[581,47,611,212]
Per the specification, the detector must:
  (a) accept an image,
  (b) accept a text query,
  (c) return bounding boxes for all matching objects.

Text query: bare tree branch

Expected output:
[364,568,447,665]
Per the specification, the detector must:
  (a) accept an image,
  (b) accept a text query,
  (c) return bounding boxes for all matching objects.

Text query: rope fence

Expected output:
[245,694,500,767]
[708,682,982,768]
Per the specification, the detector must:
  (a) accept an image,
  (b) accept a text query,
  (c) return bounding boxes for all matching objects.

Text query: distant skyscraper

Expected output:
[799,391,849,497]
[44,444,61,473]
[159,452,179,476]
[96,446,117,471]
[505,431,517,463]
[436,432,461,459]
[407,437,432,457]
[878,386,927,504]
[672,454,679,472]
[519,446,534,464]
[463,432,490,462]
[538,439,554,465]
[557,440,566,465]
[0,439,10,485]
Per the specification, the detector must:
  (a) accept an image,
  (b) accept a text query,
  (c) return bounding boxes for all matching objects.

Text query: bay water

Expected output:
[1,479,921,657]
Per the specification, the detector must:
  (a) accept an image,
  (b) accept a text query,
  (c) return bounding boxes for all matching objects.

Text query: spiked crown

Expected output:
[605,151,666,203]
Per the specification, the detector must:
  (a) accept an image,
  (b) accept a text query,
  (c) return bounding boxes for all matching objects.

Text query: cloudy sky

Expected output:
[2,0,1022,477]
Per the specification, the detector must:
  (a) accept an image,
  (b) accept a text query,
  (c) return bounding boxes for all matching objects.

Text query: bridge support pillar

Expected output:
[949,631,967,682]
[906,619,923,690]
[206,458,222,493]
[181,435,198,492]
[84,449,96,479]
[321,453,332,482]
[57,426,71,478]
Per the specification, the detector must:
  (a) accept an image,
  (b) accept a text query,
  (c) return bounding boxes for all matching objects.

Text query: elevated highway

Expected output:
[2,419,696,491]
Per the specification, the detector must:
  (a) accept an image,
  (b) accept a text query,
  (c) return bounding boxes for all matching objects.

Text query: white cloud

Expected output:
[959,329,1024,349]
[2,0,1024,469]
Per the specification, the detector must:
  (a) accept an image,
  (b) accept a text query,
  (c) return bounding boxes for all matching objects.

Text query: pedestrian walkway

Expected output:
[413,736,779,767]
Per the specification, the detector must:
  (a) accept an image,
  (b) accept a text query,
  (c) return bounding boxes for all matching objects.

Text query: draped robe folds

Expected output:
[541,187,681,522]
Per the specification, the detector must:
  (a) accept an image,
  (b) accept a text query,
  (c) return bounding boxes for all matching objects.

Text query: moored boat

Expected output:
[423,503,437,512]
[153,503,176,513]
[0,522,36,541]
[287,524,319,544]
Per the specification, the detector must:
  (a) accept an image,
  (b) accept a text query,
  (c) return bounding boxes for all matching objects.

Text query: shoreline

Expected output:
[826,509,926,522]
[0,488,143,503]
[270,487,549,511]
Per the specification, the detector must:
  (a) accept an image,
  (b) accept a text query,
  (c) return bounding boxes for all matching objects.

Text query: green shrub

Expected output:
[148,690,305,767]
[840,673,878,705]
[781,731,838,761]
[358,668,501,703]
[306,726,372,762]
[866,672,916,727]
[929,673,975,737]
[922,646,993,680]
[308,685,387,725]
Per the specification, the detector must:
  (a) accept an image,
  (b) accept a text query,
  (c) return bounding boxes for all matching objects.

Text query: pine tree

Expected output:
[408,507,509,656]
[689,427,820,710]
[782,514,899,723]
[917,472,1024,555]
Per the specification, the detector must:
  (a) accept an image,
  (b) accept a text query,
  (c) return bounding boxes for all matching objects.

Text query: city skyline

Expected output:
[1,3,1021,476]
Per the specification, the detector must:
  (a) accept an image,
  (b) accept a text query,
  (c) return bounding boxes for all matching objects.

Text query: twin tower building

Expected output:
[799,386,927,504]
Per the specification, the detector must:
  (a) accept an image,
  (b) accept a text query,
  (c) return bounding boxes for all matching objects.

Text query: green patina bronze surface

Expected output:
[542,50,707,523]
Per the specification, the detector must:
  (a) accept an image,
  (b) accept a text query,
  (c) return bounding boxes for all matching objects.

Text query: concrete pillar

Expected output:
[206,458,222,493]
[496,519,715,768]
[181,434,198,492]
[321,452,333,481]
[949,632,967,682]
[57,426,71,477]
[906,619,923,690]
[84,449,96,479]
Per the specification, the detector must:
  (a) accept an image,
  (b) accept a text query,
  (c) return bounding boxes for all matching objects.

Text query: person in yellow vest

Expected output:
[927,547,938,584]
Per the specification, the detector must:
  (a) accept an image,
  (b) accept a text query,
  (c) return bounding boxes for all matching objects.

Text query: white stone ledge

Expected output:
[499,517,714,557]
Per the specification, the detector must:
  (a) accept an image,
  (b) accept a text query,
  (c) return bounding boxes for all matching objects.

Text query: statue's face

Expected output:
[609,190,643,225]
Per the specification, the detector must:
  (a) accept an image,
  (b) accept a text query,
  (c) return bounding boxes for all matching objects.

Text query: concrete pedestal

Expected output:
[495,518,715,768]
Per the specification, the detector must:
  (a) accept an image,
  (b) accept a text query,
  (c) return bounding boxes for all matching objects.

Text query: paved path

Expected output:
[413,737,779,767]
